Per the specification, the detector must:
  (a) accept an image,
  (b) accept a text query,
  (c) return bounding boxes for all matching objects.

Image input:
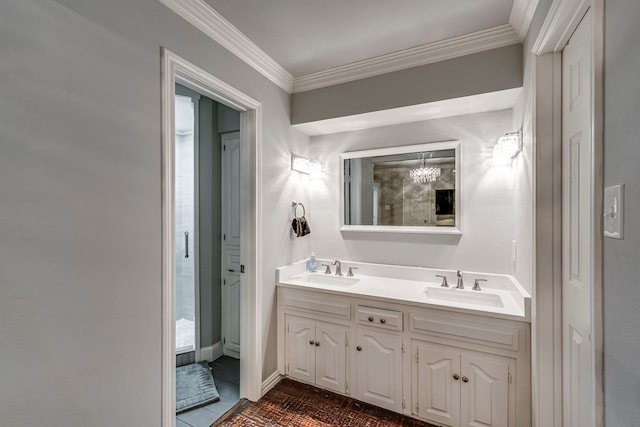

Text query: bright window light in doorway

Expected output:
[492,131,522,166]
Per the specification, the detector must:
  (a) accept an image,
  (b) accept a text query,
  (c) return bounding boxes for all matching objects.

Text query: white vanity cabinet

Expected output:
[285,315,348,394]
[413,340,512,427]
[277,285,530,427]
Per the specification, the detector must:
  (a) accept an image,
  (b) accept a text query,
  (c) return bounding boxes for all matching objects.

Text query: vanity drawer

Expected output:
[282,291,351,320]
[409,312,519,351]
[356,305,403,331]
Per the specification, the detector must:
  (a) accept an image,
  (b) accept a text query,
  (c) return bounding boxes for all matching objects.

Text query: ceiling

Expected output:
[204,0,516,77]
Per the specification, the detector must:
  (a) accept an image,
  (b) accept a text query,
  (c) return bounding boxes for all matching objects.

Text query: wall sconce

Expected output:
[291,154,321,178]
[492,131,522,165]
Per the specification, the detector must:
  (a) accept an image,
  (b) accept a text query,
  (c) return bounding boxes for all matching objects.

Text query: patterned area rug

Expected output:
[211,378,435,426]
[176,362,219,413]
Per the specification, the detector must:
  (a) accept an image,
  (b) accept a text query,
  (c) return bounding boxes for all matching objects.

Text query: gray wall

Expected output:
[0,0,310,425]
[603,0,640,424]
[292,44,523,124]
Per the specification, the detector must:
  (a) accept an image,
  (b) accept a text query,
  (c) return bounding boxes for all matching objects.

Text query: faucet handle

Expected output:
[435,274,449,287]
[321,264,332,275]
[472,279,487,291]
[347,267,358,277]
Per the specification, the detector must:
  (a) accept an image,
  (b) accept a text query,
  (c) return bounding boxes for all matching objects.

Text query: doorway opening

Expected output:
[161,49,264,427]
[173,83,242,425]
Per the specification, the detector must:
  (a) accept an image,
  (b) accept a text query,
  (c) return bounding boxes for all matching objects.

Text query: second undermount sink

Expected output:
[293,273,359,287]
[422,286,505,308]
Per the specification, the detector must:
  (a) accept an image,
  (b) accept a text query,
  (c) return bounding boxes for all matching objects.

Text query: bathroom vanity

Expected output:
[276,260,531,427]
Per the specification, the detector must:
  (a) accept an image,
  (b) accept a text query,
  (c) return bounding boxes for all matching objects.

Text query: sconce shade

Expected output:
[492,131,522,165]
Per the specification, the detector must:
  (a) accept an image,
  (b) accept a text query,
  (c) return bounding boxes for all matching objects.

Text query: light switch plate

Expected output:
[604,184,624,239]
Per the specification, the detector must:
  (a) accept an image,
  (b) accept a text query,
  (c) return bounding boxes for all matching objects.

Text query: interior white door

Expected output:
[561,9,595,427]
[222,132,241,246]
[222,131,241,357]
[222,273,241,356]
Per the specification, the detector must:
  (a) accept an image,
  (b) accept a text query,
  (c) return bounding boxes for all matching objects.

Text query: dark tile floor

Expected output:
[176,356,240,427]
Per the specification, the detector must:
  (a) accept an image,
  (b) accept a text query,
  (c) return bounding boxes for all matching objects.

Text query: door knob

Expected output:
[315,341,320,347]
[453,373,460,380]
[368,316,374,322]
[380,318,386,324]
[309,340,315,345]
[356,346,362,351]
[462,376,469,383]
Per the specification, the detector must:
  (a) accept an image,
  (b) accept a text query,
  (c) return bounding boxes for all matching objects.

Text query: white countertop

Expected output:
[277,261,531,323]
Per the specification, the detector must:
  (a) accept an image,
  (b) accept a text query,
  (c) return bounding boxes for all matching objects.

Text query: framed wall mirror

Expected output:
[340,141,461,234]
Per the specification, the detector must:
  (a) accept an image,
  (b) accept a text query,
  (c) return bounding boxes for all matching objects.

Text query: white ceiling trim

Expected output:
[509,0,540,39]
[292,25,520,93]
[157,0,294,92]
[531,0,590,54]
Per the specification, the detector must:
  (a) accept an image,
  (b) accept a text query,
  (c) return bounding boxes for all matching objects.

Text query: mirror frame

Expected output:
[339,140,462,235]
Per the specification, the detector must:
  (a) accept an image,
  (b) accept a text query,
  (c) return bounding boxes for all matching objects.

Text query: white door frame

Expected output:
[531,0,604,426]
[161,48,263,427]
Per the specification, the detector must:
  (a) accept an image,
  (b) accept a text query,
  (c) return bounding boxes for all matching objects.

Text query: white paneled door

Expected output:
[222,131,241,358]
[562,9,595,427]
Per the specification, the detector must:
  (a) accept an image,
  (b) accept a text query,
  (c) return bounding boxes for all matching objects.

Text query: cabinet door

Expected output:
[355,328,403,412]
[460,353,509,427]
[315,322,348,394]
[285,316,316,384]
[414,342,461,427]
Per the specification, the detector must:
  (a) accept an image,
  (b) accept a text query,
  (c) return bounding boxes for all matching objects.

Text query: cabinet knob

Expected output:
[462,376,469,383]
[368,316,374,322]
[309,340,315,345]
[356,346,362,351]
[380,318,386,324]
[315,341,320,347]
[453,373,460,380]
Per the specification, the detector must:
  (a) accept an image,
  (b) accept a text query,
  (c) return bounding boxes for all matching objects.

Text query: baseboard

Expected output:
[200,341,223,362]
[261,371,282,396]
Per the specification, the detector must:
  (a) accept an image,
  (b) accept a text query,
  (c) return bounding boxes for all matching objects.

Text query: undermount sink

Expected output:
[422,286,505,308]
[293,273,359,287]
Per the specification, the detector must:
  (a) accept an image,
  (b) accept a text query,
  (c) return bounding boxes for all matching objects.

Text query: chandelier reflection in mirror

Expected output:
[409,153,441,183]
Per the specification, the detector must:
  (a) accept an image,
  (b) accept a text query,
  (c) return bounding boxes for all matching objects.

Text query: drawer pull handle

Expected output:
[380,318,386,324]
[462,376,469,383]
[356,346,362,351]
[315,341,320,347]
[453,373,460,380]
[368,316,374,322]
[309,340,315,345]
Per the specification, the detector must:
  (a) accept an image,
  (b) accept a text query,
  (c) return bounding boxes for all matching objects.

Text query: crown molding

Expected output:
[532,0,590,55]
[509,0,540,39]
[292,24,520,93]
[157,0,293,93]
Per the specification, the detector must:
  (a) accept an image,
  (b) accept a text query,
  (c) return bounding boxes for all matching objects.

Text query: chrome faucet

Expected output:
[332,259,343,276]
[456,270,464,289]
[472,278,487,291]
[435,274,449,287]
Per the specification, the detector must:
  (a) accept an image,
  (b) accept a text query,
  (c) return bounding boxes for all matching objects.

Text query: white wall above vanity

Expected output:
[276,259,531,427]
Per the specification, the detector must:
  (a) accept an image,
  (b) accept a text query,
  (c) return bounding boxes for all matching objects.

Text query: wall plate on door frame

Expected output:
[604,184,624,239]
